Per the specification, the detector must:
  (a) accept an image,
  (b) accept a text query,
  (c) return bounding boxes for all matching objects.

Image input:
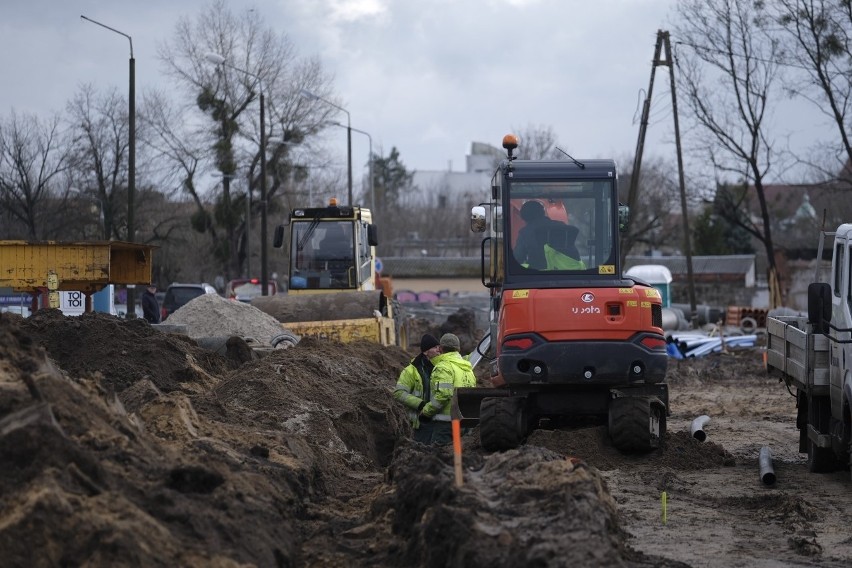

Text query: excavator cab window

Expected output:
[507,180,614,275]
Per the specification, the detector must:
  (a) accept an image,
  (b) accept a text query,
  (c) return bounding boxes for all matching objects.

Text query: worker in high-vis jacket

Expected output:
[419,333,477,445]
[394,334,441,443]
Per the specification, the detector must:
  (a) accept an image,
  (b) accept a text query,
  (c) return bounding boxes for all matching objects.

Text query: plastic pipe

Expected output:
[690,415,711,441]
[759,446,776,486]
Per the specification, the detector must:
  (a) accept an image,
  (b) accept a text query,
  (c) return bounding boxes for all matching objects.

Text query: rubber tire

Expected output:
[609,396,664,453]
[270,330,300,348]
[479,397,526,452]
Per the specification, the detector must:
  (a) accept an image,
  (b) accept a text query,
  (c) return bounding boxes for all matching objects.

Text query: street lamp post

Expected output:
[205,53,269,296]
[333,122,374,213]
[300,89,352,206]
[81,15,136,316]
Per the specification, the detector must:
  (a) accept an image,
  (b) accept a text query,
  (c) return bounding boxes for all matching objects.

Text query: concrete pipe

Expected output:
[661,307,688,331]
[690,415,711,441]
[759,446,776,486]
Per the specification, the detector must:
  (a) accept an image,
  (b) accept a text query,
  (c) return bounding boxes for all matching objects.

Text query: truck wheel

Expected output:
[807,437,836,473]
[609,396,664,453]
[480,396,526,452]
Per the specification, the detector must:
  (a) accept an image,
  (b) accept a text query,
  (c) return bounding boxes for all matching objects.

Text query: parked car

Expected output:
[225,278,278,303]
[161,283,217,321]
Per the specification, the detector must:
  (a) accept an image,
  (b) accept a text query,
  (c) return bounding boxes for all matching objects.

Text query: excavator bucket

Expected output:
[451,387,509,428]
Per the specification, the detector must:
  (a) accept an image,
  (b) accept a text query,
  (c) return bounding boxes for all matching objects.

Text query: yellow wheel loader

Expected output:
[255,198,407,348]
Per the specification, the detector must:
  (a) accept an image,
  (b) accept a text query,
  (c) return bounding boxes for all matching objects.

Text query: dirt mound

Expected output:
[2,310,794,567]
[0,312,300,566]
[526,427,734,472]
[20,309,231,393]
[381,443,629,567]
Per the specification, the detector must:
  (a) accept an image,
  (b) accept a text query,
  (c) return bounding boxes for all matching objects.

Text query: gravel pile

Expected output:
[166,293,288,344]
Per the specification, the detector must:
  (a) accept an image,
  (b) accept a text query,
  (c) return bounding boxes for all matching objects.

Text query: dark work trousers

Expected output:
[414,422,434,444]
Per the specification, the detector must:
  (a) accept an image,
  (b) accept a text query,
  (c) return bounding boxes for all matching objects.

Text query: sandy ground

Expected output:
[2,309,852,567]
[599,353,852,568]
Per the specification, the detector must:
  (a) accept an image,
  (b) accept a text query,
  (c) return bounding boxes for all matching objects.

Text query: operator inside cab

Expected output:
[316,223,355,282]
[513,200,585,271]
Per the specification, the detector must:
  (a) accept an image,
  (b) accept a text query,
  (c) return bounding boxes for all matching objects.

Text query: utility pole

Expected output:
[628,29,697,324]
[664,30,698,324]
[625,32,664,233]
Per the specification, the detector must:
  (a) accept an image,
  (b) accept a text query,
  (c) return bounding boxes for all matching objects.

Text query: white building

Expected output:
[407,141,501,208]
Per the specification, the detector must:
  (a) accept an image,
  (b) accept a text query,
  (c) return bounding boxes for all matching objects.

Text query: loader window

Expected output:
[290,221,356,290]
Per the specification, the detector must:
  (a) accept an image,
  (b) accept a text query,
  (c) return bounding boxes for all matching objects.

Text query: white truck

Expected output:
[766,223,852,473]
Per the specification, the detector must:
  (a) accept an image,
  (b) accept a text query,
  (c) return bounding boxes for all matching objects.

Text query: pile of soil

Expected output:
[0,310,775,566]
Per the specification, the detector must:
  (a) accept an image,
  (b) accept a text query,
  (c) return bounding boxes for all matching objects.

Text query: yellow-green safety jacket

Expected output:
[543,244,586,270]
[421,351,476,422]
[393,353,433,429]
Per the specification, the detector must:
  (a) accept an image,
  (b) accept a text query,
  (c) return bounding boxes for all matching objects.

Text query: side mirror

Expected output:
[368,224,378,247]
[273,225,285,248]
[618,204,629,233]
[471,206,487,233]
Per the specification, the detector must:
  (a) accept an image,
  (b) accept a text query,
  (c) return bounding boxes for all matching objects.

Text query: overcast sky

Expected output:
[0,0,832,187]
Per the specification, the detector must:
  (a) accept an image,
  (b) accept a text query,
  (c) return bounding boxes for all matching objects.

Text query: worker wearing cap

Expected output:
[420,333,477,445]
[394,334,441,443]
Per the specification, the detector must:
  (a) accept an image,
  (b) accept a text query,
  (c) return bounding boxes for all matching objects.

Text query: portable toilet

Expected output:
[625,264,673,308]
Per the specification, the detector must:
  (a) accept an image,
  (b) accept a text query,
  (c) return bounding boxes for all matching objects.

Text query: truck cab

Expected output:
[825,224,852,420]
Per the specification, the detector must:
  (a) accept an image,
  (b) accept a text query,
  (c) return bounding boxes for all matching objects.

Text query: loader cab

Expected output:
[276,199,378,294]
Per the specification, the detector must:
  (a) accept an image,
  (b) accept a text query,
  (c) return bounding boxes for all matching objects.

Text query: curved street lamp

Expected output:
[205,52,269,296]
[332,122,373,213]
[300,89,352,206]
[80,15,137,315]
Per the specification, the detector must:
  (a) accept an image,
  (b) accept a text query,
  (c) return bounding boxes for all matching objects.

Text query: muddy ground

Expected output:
[1,310,852,567]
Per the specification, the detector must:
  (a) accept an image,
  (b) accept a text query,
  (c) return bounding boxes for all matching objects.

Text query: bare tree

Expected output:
[0,111,70,239]
[158,0,335,279]
[674,0,785,307]
[513,124,563,160]
[618,155,683,257]
[66,85,133,241]
[771,0,852,178]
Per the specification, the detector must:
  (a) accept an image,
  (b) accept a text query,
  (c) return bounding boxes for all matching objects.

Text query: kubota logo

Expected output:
[581,292,595,303]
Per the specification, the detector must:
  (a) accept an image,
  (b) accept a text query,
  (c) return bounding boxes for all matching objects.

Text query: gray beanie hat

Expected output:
[439,333,460,351]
